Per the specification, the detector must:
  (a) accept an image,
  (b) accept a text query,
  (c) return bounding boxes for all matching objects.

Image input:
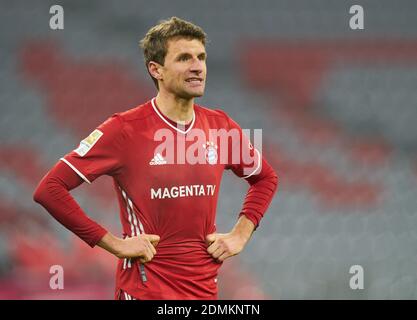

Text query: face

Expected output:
[153,37,207,99]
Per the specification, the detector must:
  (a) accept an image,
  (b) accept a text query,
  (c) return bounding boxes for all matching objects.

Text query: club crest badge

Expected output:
[203,141,218,165]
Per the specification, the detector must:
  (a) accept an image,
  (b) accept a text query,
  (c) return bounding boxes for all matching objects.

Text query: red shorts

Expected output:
[115,288,218,300]
[116,289,137,300]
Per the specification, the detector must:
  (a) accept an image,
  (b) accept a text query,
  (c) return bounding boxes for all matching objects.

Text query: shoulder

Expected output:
[116,100,154,123]
[97,100,153,140]
[194,104,231,121]
[195,104,242,129]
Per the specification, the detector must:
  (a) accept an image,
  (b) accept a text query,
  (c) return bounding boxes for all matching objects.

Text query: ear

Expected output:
[148,61,163,82]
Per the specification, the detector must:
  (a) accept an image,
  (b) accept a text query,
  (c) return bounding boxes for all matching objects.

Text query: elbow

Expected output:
[270,168,279,194]
[273,169,278,186]
[33,181,45,205]
[33,174,52,205]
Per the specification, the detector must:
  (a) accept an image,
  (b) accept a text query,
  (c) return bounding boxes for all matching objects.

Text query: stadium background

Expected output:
[1,0,417,299]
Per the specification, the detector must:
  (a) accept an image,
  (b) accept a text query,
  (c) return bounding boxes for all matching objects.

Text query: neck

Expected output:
[155,91,194,124]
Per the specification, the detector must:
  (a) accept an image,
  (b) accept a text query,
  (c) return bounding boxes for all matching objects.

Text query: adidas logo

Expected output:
[149,153,167,165]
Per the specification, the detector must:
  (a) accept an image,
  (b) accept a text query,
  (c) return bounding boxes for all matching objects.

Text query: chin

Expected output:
[193,91,204,98]
[179,89,205,99]
[191,87,205,97]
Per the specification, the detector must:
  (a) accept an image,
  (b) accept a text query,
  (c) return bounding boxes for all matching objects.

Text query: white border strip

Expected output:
[60,158,91,184]
[121,189,136,238]
[120,188,134,269]
[151,98,195,134]
[128,198,144,234]
[119,186,146,269]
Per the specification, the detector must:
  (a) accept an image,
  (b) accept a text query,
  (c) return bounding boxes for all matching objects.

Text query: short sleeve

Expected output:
[60,114,125,184]
[225,116,262,179]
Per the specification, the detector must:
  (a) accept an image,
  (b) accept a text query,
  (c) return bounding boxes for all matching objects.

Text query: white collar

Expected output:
[151,97,196,134]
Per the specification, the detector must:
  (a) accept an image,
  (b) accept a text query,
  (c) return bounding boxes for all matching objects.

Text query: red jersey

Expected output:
[60,98,263,299]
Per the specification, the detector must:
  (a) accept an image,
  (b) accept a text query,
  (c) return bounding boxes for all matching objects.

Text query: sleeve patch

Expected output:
[74,129,103,157]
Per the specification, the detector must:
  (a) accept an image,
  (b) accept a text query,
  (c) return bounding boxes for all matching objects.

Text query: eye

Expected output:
[178,55,190,61]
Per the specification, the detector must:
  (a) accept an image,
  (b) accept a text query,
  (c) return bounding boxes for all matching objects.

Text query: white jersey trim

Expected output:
[119,186,147,272]
[151,97,195,135]
[59,158,92,184]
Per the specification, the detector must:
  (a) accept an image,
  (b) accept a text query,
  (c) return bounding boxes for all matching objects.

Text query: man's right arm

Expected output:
[97,232,159,263]
[33,161,159,262]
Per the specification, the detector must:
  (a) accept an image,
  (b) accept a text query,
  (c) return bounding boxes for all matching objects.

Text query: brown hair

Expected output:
[139,17,207,88]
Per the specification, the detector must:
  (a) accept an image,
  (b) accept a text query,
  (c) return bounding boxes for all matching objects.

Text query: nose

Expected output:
[189,58,204,75]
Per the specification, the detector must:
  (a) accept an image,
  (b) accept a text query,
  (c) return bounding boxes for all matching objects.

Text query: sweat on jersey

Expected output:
[34,98,278,299]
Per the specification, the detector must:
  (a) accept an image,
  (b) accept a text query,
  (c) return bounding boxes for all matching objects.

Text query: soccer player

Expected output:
[33,17,278,300]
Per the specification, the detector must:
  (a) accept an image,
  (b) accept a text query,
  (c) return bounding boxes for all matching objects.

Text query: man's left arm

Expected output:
[207,156,278,262]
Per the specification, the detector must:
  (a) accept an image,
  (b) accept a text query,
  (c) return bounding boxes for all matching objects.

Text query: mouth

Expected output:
[185,77,204,84]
